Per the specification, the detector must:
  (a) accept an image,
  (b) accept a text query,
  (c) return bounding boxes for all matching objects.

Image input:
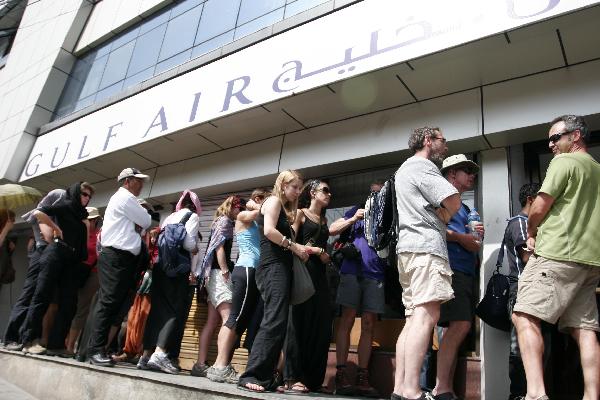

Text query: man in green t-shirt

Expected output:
[512,115,600,400]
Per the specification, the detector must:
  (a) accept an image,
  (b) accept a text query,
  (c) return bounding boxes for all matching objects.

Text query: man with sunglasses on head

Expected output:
[87,168,151,367]
[392,127,461,400]
[432,155,483,400]
[512,115,600,400]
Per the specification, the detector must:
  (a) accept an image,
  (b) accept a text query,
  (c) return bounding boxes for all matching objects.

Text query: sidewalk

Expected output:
[0,376,38,400]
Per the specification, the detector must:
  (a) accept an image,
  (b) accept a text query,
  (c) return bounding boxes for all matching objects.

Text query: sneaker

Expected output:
[5,342,23,352]
[207,364,239,384]
[335,365,356,396]
[190,362,209,377]
[23,340,46,355]
[137,355,150,370]
[356,368,380,398]
[147,352,179,375]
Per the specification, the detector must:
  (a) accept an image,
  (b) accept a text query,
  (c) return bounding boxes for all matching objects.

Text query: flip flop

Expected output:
[237,382,266,393]
[277,382,309,396]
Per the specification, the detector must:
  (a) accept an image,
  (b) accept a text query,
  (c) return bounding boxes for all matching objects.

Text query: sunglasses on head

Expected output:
[549,130,574,144]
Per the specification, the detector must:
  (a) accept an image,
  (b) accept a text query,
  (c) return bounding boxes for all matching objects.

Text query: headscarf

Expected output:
[196,215,234,284]
[176,189,202,216]
[60,182,89,220]
[21,188,67,223]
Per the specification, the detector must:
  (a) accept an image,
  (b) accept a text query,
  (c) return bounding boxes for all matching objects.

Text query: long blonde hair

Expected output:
[213,196,240,223]
[273,170,302,223]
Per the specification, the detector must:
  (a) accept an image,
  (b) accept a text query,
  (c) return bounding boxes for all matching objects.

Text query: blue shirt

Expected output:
[446,203,477,276]
[235,221,260,268]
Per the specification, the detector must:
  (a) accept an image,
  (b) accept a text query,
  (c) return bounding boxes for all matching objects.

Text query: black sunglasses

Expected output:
[549,130,574,144]
[316,187,331,195]
[81,192,92,198]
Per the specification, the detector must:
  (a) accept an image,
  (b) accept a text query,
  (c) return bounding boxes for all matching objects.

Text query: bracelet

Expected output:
[280,236,288,246]
[319,247,325,255]
[221,270,229,276]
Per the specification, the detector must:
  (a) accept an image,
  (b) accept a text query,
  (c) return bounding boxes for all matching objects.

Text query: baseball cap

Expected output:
[117,167,149,182]
[86,207,101,219]
[441,154,480,174]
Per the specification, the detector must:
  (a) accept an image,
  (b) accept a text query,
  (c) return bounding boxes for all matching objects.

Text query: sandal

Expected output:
[277,381,309,395]
[237,382,265,393]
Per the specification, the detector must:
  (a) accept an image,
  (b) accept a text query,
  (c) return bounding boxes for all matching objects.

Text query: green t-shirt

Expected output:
[536,152,600,267]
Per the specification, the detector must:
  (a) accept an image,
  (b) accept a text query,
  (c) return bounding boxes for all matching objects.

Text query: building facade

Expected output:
[1,0,600,398]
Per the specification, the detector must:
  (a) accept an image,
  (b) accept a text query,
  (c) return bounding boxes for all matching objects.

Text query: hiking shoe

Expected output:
[5,342,23,351]
[147,352,179,375]
[23,340,46,355]
[191,362,209,377]
[137,355,150,370]
[356,367,380,398]
[335,365,356,396]
[207,364,239,384]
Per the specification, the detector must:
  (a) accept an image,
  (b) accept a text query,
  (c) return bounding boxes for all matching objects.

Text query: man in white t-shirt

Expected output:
[88,168,152,366]
[392,127,461,400]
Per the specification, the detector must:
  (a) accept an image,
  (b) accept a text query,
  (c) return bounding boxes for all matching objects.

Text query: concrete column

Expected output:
[479,148,512,400]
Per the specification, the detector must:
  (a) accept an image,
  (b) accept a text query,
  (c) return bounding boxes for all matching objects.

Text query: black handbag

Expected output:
[475,235,512,332]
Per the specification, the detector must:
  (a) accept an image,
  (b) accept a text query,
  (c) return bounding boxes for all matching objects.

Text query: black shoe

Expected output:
[89,352,115,367]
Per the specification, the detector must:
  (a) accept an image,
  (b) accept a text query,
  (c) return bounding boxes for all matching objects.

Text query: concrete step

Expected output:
[0,349,343,400]
[0,376,38,400]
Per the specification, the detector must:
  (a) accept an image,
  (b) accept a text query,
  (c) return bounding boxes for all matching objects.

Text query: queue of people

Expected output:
[1,114,598,400]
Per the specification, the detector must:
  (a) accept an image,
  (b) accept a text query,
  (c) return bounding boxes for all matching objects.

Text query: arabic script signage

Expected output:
[20,0,598,180]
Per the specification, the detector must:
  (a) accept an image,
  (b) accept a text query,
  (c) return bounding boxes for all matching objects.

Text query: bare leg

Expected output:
[571,328,600,400]
[402,302,441,399]
[393,315,411,396]
[197,302,221,364]
[212,302,233,367]
[336,307,356,366]
[41,303,58,347]
[357,311,376,369]
[65,328,81,352]
[512,312,546,399]
[434,320,471,395]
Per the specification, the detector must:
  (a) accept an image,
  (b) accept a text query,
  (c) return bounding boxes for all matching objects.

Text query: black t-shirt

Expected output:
[40,203,87,261]
[503,213,528,279]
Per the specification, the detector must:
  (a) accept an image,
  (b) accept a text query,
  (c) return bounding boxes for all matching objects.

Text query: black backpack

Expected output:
[157,211,193,277]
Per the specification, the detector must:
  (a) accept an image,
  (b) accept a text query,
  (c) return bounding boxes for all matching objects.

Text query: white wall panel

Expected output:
[280,89,482,171]
[483,59,600,136]
[479,148,511,400]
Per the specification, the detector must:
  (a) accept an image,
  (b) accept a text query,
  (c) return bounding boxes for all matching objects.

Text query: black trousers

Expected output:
[20,243,77,344]
[284,259,332,391]
[87,247,137,354]
[3,245,46,344]
[143,266,189,351]
[239,261,291,388]
[168,283,194,360]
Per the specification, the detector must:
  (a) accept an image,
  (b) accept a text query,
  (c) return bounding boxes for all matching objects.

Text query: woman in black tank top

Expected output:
[283,179,333,393]
[238,170,310,393]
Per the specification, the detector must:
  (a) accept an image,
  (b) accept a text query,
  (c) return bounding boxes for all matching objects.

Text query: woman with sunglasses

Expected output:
[282,179,333,394]
[238,170,309,393]
[192,196,241,377]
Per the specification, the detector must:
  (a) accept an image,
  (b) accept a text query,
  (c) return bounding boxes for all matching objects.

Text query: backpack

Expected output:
[157,211,193,278]
[364,176,399,256]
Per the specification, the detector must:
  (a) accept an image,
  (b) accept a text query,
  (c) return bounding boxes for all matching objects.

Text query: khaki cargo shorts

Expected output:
[397,252,454,317]
[513,254,600,333]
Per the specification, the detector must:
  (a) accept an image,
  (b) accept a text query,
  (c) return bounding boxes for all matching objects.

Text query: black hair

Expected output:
[519,183,541,207]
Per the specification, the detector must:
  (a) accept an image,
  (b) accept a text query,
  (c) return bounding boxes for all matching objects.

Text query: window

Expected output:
[54,0,330,120]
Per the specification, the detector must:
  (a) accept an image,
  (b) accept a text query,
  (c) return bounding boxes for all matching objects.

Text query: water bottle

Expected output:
[467,208,482,242]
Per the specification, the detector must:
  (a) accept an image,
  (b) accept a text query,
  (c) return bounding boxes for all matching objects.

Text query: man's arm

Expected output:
[125,197,152,230]
[446,229,481,252]
[526,193,555,250]
[435,193,461,224]
[329,208,364,236]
